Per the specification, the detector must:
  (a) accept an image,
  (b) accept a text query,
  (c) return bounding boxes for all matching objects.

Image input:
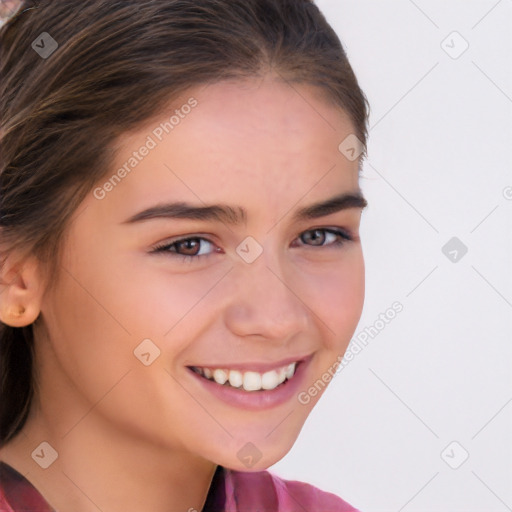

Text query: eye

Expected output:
[150,228,353,263]
[294,228,353,248]
[151,236,219,262]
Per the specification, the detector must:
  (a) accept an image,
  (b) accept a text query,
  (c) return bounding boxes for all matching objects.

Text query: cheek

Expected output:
[39,243,143,410]
[299,249,364,348]
[41,272,132,393]
[113,262,233,341]
[40,271,189,441]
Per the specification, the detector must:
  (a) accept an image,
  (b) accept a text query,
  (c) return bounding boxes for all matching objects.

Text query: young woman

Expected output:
[0,0,370,510]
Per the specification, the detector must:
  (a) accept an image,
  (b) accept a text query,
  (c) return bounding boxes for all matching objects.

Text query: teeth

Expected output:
[243,371,262,391]
[261,370,279,390]
[195,362,298,392]
[212,369,228,385]
[228,370,243,389]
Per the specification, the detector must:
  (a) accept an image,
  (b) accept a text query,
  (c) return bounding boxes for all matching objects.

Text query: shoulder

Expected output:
[223,467,361,512]
[0,462,54,512]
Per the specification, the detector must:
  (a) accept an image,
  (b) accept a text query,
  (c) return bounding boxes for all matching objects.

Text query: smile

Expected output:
[189,362,298,392]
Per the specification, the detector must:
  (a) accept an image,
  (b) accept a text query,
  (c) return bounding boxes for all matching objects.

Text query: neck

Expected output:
[0,406,218,512]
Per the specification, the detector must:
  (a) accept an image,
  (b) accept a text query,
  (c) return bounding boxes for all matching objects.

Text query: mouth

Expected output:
[185,354,314,410]
[187,360,302,393]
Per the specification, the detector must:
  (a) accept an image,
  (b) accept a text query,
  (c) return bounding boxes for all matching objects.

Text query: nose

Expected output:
[223,253,311,341]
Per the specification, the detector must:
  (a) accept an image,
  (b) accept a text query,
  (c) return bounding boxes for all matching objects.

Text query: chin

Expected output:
[209,435,297,473]
[220,456,282,473]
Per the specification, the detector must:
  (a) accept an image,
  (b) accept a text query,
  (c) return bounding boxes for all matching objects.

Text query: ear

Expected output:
[0,252,45,328]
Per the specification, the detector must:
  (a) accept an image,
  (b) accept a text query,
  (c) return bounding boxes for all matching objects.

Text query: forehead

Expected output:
[172,77,355,156]
[82,77,361,225]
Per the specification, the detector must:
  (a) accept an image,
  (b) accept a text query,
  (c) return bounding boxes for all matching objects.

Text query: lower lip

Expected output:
[186,355,313,411]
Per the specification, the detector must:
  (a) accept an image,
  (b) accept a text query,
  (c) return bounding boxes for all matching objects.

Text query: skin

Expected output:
[0,75,366,512]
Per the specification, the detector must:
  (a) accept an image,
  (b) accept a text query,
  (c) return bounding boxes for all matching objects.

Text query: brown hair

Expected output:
[0,0,369,444]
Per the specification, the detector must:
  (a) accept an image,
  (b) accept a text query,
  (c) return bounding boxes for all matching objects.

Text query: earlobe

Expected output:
[0,254,44,328]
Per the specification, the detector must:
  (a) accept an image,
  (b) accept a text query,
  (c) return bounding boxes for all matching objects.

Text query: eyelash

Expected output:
[150,228,354,263]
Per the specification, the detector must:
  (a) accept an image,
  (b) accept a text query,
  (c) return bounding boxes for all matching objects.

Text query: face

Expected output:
[34,76,366,471]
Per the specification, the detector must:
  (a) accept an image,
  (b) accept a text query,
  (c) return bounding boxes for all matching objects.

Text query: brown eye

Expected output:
[152,236,218,261]
[175,238,202,256]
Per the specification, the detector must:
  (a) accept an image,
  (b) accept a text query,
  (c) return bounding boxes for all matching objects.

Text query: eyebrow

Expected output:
[121,192,368,226]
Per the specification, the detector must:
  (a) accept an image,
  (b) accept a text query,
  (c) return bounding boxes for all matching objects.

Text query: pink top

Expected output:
[0,461,361,511]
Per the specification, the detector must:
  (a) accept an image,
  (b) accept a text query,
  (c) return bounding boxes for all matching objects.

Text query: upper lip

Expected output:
[187,353,314,373]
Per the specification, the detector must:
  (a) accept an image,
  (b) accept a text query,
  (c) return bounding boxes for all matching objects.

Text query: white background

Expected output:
[270,1,512,511]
